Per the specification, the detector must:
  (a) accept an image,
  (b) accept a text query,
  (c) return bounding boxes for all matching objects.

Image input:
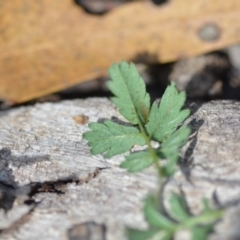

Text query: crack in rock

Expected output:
[28,167,106,197]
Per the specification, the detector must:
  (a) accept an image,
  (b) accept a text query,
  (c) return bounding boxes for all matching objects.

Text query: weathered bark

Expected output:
[0,98,239,240]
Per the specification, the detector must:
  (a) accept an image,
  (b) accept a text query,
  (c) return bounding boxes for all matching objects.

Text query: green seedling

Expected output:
[83,61,222,240]
[83,61,190,176]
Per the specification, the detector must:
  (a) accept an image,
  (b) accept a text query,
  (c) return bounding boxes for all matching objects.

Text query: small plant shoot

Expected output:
[83,61,222,240]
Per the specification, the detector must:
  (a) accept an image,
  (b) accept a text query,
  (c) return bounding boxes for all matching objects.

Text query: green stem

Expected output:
[137,119,167,214]
[137,120,163,178]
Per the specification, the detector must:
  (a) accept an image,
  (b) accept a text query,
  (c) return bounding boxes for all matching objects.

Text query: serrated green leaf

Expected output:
[83,120,145,158]
[120,151,154,172]
[144,196,175,230]
[108,61,150,125]
[159,126,191,176]
[169,193,190,222]
[191,225,213,240]
[146,82,190,142]
[127,228,159,240]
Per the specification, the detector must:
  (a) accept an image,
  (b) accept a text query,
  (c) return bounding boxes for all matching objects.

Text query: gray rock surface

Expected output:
[0,98,239,240]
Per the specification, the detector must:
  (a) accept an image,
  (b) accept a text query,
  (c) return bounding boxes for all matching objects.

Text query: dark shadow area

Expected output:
[74,0,169,15]
[0,148,17,212]
[179,119,204,182]
[131,52,159,64]
[185,51,234,100]
[74,0,132,15]
[151,0,169,5]
[186,101,205,116]
[0,147,51,212]
[59,82,112,100]
[0,183,16,213]
[146,63,173,101]
[223,67,240,100]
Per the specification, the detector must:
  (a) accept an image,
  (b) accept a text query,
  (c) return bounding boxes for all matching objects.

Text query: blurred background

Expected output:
[0,0,240,108]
